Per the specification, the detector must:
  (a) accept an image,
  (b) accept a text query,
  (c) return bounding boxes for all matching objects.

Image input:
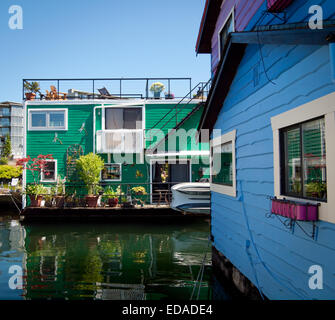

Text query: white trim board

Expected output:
[28,108,68,131]
[271,91,335,224]
[210,129,237,197]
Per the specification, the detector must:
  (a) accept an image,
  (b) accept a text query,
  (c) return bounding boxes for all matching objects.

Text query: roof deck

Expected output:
[23,77,211,102]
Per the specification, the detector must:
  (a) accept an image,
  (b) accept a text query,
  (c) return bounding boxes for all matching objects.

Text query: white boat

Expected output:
[171,182,210,215]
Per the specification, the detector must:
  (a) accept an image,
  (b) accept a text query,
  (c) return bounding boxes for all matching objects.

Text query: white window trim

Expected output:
[217,6,235,62]
[28,108,68,131]
[271,91,335,224]
[210,129,236,197]
[103,104,145,131]
[101,163,122,182]
[40,159,57,183]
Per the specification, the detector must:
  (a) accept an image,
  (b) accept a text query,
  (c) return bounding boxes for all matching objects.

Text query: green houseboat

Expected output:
[22,78,210,207]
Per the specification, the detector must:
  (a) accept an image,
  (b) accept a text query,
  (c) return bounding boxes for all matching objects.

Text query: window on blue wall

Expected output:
[281,117,327,201]
[218,9,234,60]
[212,141,233,186]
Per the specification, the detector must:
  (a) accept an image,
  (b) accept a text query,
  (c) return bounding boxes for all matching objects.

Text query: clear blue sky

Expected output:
[0,0,210,101]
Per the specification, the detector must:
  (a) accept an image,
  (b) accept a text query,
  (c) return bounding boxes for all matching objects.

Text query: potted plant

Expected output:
[102,186,118,207]
[24,81,40,100]
[25,184,45,207]
[150,82,165,99]
[164,92,174,99]
[51,177,66,208]
[16,154,54,207]
[131,186,147,195]
[76,153,104,207]
[121,196,133,208]
[306,181,327,199]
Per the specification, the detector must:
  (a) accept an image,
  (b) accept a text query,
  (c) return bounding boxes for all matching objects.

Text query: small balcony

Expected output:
[96,129,144,154]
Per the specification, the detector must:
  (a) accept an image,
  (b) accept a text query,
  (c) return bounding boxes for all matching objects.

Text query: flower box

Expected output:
[271,198,318,221]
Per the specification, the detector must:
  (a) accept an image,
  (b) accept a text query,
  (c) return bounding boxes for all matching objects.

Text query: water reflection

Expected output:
[0,219,211,300]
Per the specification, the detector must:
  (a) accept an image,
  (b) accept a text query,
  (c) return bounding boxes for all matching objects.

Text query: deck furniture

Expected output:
[97,87,119,99]
[155,189,170,205]
[50,85,67,100]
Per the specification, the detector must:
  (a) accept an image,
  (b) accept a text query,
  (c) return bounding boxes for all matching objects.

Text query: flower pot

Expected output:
[154,91,161,99]
[29,195,43,207]
[122,201,134,208]
[86,195,99,207]
[54,196,65,208]
[25,92,36,100]
[108,198,118,207]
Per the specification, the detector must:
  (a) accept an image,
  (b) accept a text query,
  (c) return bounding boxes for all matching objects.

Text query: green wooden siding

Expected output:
[26,104,94,184]
[26,102,209,190]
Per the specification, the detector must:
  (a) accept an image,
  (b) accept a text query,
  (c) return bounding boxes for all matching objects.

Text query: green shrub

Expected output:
[76,153,104,195]
[0,165,22,180]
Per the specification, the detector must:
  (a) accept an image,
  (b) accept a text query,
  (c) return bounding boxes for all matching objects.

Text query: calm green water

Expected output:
[0,215,212,300]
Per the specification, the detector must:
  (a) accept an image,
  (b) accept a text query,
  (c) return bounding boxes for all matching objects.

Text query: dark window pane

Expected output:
[220,15,233,54]
[302,118,327,199]
[124,108,142,129]
[282,117,327,201]
[212,142,233,186]
[43,161,56,181]
[284,127,301,195]
[31,113,46,127]
[102,164,121,180]
[105,108,123,129]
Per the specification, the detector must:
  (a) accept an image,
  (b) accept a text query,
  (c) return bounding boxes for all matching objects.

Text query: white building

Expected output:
[0,102,24,159]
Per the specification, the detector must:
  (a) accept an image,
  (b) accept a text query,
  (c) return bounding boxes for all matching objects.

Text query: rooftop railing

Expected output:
[22,78,193,101]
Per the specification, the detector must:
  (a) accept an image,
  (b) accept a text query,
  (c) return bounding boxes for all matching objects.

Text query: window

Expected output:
[218,8,235,60]
[210,130,236,196]
[41,160,57,182]
[281,117,327,201]
[212,142,233,186]
[0,128,9,136]
[101,164,121,181]
[0,108,10,116]
[28,109,67,130]
[105,107,142,130]
[0,118,10,126]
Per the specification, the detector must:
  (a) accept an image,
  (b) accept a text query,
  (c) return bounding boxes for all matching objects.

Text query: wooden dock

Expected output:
[20,205,210,222]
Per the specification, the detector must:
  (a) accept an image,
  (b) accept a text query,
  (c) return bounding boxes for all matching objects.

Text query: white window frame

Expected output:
[101,163,122,182]
[217,6,235,62]
[28,108,68,131]
[40,159,57,183]
[271,92,335,224]
[103,105,145,131]
[210,129,236,197]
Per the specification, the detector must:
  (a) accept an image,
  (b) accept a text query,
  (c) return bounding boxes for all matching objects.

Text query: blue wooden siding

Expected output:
[211,0,335,299]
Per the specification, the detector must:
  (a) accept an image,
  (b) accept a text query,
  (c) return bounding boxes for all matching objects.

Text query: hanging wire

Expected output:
[256,12,276,85]
[239,181,307,299]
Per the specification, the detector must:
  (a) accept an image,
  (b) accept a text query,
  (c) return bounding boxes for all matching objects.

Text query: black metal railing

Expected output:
[145,79,211,147]
[22,78,192,101]
[24,181,193,208]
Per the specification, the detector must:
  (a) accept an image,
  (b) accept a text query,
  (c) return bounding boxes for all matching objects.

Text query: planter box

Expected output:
[271,198,318,221]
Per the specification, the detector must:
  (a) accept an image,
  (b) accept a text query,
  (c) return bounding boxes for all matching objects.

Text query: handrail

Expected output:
[145,79,211,148]
[146,79,211,133]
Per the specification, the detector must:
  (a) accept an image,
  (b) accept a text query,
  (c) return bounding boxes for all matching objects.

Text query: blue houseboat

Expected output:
[196,0,335,299]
